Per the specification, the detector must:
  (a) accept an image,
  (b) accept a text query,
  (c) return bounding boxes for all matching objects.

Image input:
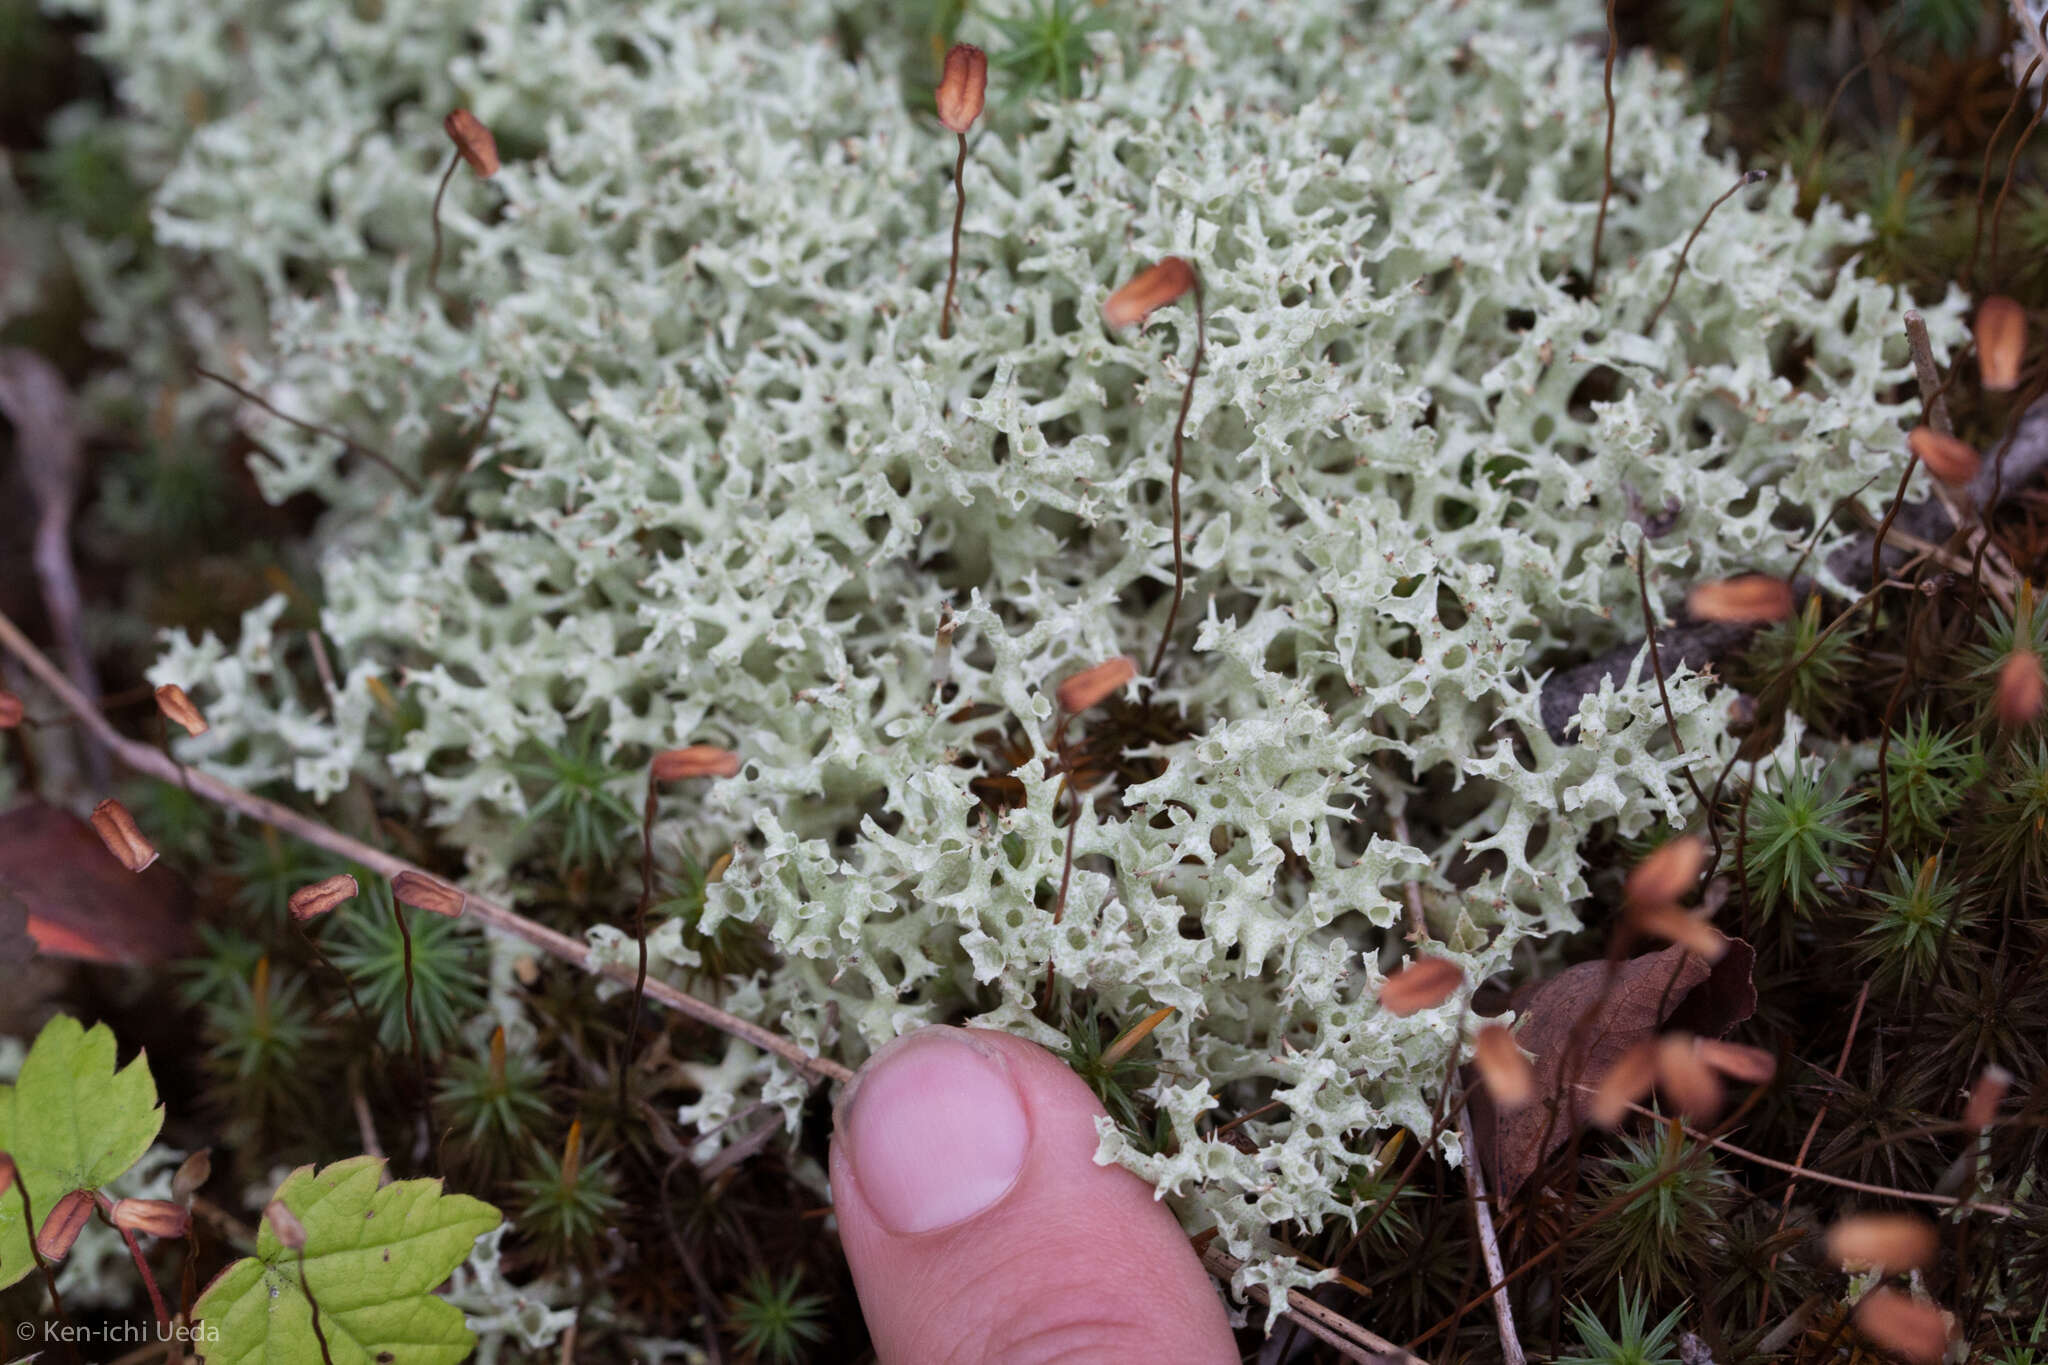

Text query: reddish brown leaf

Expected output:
[1469,938,1756,1201]
[0,689,22,728]
[0,802,193,966]
[1380,957,1465,1016]
[1854,1289,1950,1364]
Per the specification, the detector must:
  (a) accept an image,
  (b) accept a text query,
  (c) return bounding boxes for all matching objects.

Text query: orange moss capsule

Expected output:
[153,683,209,736]
[1686,575,1794,625]
[1975,295,2025,392]
[651,745,743,781]
[90,798,159,873]
[1103,257,1198,329]
[1055,657,1136,714]
[935,43,988,134]
[444,108,500,178]
[1907,426,1980,486]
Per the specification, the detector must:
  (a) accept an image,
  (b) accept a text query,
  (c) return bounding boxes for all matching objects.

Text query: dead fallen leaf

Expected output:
[1468,938,1756,1201]
[0,801,194,965]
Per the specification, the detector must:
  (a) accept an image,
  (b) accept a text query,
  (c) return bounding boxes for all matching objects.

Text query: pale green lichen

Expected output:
[53,0,1963,1315]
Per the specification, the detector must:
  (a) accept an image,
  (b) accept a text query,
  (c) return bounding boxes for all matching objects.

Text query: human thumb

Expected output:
[829,1026,1238,1365]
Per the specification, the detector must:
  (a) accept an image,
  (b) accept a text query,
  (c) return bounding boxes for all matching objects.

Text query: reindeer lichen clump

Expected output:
[69,0,1957,1311]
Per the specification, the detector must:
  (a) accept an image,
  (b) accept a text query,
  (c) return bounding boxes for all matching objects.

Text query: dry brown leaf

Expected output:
[0,803,193,965]
[1380,957,1465,1016]
[1827,1214,1939,1273]
[1854,1289,1950,1364]
[1468,938,1756,1200]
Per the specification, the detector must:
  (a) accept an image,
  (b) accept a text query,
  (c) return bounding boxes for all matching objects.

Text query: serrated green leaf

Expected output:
[0,1014,163,1290]
[193,1156,501,1365]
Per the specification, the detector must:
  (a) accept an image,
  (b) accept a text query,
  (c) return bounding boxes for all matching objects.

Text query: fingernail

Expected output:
[840,1028,1029,1235]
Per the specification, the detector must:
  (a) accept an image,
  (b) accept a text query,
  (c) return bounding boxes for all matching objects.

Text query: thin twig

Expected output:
[1456,1103,1523,1365]
[195,366,421,494]
[1645,170,1767,332]
[940,132,968,339]
[1900,312,2020,593]
[111,1216,172,1330]
[1760,981,1869,1320]
[1200,1243,1427,1365]
[1146,276,1206,681]
[1590,0,1618,296]
[426,150,460,296]
[1587,1091,2013,1214]
[389,895,432,1134]
[13,1168,82,1365]
[622,775,661,1122]
[0,606,855,1087]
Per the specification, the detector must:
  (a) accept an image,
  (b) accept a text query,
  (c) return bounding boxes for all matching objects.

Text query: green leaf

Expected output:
[193,1156,501,1365]
[0,1014,163,1290]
